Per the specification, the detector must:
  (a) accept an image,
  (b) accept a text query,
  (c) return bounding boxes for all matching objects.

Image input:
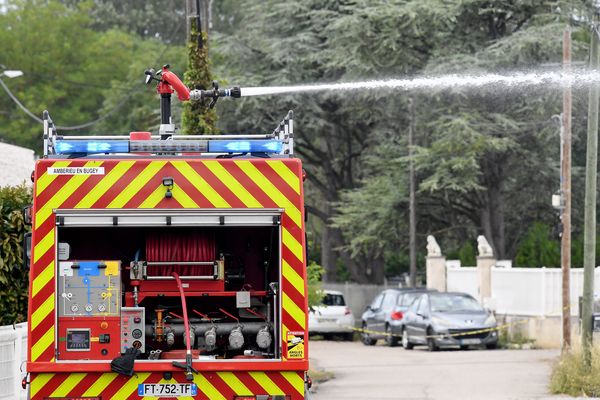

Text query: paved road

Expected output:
[309,340,562,400]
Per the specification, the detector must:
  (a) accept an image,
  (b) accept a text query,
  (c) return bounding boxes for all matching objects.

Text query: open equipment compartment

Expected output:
[55,208,283,362]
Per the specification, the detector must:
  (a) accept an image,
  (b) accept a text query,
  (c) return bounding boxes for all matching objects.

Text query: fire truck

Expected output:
[23,66,310,399]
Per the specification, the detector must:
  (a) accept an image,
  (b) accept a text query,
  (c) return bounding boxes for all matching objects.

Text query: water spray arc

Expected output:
[236,70,600,98]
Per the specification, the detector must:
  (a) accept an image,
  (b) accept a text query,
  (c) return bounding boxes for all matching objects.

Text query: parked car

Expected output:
[402,291,498,351]
[308,290,355,340]
[360,288,435,347]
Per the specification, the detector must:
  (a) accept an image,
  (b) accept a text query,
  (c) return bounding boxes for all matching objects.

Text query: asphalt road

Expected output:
[308,340,562,400]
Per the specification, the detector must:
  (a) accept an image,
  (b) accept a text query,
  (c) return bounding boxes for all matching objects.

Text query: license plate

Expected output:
[138,383,197,397]
[319,318,336,323]
[461,338,481,345]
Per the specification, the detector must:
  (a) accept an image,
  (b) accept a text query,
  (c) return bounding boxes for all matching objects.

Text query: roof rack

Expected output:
[42,110,294,157]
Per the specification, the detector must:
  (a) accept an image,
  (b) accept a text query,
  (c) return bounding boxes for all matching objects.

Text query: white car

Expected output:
[308,290,355,340]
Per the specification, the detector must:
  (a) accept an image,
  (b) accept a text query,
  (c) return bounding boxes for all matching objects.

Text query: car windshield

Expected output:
[322,293,345,306]
[430,294,483,313]
[399,292,422,306]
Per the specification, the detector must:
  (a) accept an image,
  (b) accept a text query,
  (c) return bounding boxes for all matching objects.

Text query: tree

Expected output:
[0,0,187,151]
[213,0,459,283]
[63,0,187,44]
[330,0,593,267]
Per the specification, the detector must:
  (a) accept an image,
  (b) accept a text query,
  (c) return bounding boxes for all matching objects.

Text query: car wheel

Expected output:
[486,342,498,350]
[426,328,439,352]
[361,322,376,346]
[385,324,398,347]
[402,328,414,350]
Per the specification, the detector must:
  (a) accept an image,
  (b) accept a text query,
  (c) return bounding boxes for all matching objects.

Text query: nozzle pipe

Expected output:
[189,86,241,101]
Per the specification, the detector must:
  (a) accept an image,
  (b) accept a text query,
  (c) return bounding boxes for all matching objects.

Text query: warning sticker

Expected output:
[47,167,105,175]
[286,331,305,359]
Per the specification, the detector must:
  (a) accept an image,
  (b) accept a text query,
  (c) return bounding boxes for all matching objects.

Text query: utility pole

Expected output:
[582,19,600,367]
[561,25,572,351]
[408,98,417,287]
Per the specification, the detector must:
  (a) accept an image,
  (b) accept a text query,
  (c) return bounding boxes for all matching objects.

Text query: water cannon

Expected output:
[144,64,240,138]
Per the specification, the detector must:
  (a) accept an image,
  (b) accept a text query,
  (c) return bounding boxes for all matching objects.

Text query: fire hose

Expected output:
[171,272,197,381]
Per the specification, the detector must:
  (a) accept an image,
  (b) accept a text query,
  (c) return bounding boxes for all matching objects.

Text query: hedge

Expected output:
[0,185,31,325]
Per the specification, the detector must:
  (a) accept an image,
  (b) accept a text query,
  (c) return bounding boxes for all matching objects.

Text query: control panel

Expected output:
[121,307,145,353]
[58,260,121,317]
[58,317,121,360]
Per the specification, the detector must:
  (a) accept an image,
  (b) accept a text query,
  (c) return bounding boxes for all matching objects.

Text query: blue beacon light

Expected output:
[208,140,283,153]
[55,140,129,154]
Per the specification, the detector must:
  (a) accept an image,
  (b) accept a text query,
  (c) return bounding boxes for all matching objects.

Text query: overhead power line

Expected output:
[0,76,135,130]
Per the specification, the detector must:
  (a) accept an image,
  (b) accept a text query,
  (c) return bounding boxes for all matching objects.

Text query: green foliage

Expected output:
[550,346,600,397]
[447,241,477,266]
[0,0,186,152]
[70,0,187,44]
[515,222,560,267]
[0,185,32,325]
[212,0,594,281]
[569,234,600,268]
[307,262,325,308]
[182,26,216,134]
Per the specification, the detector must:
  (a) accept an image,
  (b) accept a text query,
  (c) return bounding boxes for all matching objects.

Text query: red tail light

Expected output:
[391,311,403,320]
[21,376,28,389]
[344,307,352,315]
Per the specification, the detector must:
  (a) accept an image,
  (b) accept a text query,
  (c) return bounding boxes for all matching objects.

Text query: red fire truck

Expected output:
[23,66,310,399]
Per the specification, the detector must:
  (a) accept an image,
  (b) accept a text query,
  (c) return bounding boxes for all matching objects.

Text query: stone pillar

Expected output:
[426,256,446,291]
[477,256,495,303]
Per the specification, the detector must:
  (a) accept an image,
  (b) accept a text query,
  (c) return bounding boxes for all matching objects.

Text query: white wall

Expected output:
[446,266,600,317]
[446,266,478,299]
[0,142,34,187]
[0,323,27,400]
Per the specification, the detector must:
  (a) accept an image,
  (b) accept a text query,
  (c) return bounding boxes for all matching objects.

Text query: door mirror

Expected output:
[365,305,372,311]
[23,232,31,270]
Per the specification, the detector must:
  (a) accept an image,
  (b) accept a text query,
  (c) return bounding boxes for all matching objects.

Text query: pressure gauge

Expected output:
[98,303,106,312]
[70,304,79,313]
[85,303,93,313]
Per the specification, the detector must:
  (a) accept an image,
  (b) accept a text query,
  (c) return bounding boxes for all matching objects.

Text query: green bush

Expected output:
[307,262,325,308]
[550,346,600,397]
[515,222,560,267]
[0,185,32,325]
[447,241,476,266]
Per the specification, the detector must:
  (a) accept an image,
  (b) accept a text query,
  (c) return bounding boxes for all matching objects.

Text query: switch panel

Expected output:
[58,260,121,317]
[121,307,145,353]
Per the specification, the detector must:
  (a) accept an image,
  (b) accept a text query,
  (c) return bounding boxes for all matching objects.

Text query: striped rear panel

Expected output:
[28,158,307,399]
[29,370,305,399]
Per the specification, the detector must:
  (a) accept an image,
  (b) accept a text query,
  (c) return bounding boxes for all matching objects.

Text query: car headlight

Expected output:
[431,316,454,328]
[484,314,496,326]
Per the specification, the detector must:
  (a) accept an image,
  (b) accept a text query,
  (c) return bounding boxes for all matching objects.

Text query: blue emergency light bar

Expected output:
[55,140,129,154]
[207,140,283,153]
[54,139,284,155]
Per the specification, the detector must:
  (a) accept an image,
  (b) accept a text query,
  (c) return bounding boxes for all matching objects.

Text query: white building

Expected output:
[0,142,34,186]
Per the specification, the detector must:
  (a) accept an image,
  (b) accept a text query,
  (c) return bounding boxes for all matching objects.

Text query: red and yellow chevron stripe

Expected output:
[30,370,305,399]
[28,158,307,399]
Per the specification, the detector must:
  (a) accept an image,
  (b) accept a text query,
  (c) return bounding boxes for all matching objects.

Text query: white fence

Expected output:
[447,266,600,316]
[0,323,27,400]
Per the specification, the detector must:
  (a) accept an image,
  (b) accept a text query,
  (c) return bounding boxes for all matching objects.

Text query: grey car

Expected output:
[360,288,435,347]
[402,292,498,351]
